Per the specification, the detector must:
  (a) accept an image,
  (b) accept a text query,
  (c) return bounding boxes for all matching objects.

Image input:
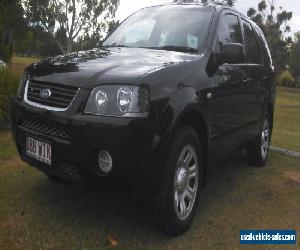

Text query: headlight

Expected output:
[17,73,29,98]
[84,85,149,117]
[95,89,108,112]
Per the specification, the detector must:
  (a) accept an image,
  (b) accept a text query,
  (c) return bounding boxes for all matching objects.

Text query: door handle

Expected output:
[206,92,212,99]
[242,75,251,83]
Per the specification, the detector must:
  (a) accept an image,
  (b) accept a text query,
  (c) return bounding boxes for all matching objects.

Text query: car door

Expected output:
[209,11,251,159]
[240,19,267,138]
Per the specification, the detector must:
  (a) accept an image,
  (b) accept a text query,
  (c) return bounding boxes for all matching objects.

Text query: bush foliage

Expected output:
[279,70,295,87]
[0,67,20,126]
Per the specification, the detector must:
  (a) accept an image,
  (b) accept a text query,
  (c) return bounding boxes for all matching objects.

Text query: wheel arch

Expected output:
[267,102,274,130]
[171,108,210,186]
[177,110,208,162]
[264,101,274,133]
[152,87,210,187]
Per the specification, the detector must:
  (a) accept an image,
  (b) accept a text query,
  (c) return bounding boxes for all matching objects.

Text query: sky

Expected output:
[115,0,300,37]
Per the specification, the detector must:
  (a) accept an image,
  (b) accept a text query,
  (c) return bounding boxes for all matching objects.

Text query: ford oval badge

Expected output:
[40,89,52,99]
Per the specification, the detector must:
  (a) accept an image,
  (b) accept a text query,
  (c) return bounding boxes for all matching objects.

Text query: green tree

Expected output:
[15,30,34,56]
[75,33,102,51]
[24,0,120,54]
[247,0,292,74]
[0,0,26,63]
[289,32,300,81]
[107,20,120,36]
[74,20,119,51]
[15,26,62,57]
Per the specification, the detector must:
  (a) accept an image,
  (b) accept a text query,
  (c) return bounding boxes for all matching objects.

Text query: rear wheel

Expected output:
[153,126,203,236]
[247,115,271,167]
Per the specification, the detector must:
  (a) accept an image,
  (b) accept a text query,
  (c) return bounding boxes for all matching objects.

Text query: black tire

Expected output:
[247,114,271,167]
[153,125,203,236]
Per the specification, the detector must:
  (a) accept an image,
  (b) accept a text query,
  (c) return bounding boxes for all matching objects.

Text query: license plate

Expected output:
[26,137,52,165]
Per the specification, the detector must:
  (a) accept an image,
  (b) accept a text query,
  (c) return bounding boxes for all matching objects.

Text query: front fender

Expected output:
[151,86,209,168]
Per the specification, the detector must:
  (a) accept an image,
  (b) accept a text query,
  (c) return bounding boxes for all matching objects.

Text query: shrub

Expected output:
[296,76,300,89]
[0,67,21,126]
[279,70,295,87]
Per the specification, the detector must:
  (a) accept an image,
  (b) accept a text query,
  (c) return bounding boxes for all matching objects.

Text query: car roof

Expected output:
[159,0,233,10]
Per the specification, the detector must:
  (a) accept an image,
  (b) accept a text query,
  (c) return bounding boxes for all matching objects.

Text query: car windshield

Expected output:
[103,5,214,53]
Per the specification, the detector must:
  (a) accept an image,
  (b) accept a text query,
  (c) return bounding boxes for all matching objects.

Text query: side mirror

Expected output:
[219,43,245,65]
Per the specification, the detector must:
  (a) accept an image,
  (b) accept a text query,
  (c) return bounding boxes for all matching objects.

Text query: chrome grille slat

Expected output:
[28,89,75,98]
[20,120,69,139]
[29,83,77,94]
[27,93,70,103]
[27,95,70,107]
[26,81,78,110]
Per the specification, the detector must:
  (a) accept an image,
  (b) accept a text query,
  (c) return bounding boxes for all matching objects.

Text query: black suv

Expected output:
[12,2,275,236]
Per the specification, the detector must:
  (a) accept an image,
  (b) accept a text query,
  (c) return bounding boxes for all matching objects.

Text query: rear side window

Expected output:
[218,14,243,46]
[255,27,273,66]
[242,20,262,64]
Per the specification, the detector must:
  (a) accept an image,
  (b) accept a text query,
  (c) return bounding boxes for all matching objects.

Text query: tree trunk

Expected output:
[66,38,72,54]
[56,41,66,55]
[1,26,14,63]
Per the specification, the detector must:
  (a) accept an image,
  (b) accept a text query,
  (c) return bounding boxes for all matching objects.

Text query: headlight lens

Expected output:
[117,87,133,113]
[84,85,149,117]
[95,89,108,112]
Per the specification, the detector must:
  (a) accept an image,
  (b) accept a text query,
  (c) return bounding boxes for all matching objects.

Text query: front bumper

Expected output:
[11,99,156,181]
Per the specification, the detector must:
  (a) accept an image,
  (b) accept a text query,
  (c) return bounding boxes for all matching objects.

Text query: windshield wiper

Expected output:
[102,44,199,53]
[154,45,198,53]
[102,44,128,48]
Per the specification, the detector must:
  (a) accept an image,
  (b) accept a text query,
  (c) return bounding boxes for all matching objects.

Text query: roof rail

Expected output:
[208,1,228,6]
[173,0,231,7]
[173,0,202,4]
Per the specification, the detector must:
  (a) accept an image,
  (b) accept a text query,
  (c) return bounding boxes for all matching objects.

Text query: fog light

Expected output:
[98,150,112,174]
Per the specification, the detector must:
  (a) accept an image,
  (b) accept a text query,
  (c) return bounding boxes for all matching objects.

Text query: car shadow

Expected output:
[28,149,257,243]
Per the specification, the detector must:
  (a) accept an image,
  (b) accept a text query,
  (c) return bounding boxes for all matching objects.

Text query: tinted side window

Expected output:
[255,27,273,65]
[242,20,262,64]
[218,14,243,46]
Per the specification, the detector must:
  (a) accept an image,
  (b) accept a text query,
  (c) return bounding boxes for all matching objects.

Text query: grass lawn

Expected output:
[272,87,300,152]
[9,56,40,77]
[11,56,40,68]
[0,57,299,248]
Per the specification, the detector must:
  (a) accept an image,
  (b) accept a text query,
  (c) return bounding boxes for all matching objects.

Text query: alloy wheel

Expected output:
[174,145,199,221]
[261,118,270,160]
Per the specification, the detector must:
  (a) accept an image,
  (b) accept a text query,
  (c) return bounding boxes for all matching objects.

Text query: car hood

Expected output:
[28,47,197,88]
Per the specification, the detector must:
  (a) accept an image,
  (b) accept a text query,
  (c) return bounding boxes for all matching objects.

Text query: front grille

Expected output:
[20,120,69,139]
[55,161,81,180]
[26,80,78,109]
[21,149,81,180]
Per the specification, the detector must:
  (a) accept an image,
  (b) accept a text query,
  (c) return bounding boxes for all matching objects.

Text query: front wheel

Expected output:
[153,126,203,236]
[247,115,271,167]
